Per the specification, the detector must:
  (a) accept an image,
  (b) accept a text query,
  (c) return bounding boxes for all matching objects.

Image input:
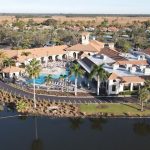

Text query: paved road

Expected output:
[0,81,138,104]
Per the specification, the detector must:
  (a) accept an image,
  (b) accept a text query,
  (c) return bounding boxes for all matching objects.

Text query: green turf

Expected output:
[80,103,150,116]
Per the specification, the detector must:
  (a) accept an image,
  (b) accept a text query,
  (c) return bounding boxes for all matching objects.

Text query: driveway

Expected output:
[0,81,138,104]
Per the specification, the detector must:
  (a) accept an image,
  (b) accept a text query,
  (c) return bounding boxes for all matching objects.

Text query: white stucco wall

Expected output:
[107,79,121,95]
[113,64,119,70]
[107,79,145,95]
[67,51,79,59]
[3,72,20,78]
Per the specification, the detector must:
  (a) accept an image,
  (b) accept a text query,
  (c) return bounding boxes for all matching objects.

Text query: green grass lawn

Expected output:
[80,103,150,116]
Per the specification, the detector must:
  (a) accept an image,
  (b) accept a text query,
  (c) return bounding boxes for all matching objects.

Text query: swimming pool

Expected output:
[27,70,75,85]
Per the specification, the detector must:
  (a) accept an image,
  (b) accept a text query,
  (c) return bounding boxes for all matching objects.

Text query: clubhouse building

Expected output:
[1,32,150,95]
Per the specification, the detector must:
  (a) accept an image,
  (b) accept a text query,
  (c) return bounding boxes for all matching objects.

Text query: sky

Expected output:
[0,0,150,14]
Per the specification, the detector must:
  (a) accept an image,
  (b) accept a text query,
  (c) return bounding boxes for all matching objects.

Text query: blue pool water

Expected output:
[28,70,75,85]
[28,74,46,85]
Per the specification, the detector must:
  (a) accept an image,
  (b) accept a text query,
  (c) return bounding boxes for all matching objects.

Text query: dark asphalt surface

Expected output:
[0,81,138,104]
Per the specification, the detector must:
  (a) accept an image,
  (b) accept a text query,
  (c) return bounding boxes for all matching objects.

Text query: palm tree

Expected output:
[145,80,150,90]
[138,87,149,112]
[70,63,84,96]
[59,74,67,92]
[133,121,150,136]
[3,57,15,68]
[90,64,108,96]
[0,51,6,69]
[26,58,41,108]
[44,74,52,91]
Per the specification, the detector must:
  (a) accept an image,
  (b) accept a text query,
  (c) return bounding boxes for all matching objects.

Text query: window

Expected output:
[133,85,139,90]
[113,79,116,82]
[112,85,116,91]
[104,43,109,48]
[140,55,144,59]
[119,65,125,68]
[124,85,130,91]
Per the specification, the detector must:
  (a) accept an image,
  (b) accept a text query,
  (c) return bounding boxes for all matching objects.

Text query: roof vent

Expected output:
[138,55,145,60]
[144,68,150,75]
[101,54,106,60]
[129,66,136,73]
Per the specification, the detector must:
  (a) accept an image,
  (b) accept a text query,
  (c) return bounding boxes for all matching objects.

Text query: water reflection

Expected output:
[31,138,43,150]
[31,116,43,150]
[69,118,84,130]
[6,102,16,112]
[68,117,107,131]
[1,105,150,150]
[133,121,150,136]
[0,109,150,150]
[18,115,28,121]
[89,118,107,130]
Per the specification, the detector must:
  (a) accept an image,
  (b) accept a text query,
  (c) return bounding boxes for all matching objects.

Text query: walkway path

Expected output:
[0,81,138,104]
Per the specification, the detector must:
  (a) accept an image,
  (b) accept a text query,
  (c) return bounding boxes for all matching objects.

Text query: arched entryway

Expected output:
[73,52,76,59]
[20,63,25,68]
[55,55,59,61]
[41,57,45,63]
[78,51,84,59]
[62,54,67,60]
[48,56,53,61]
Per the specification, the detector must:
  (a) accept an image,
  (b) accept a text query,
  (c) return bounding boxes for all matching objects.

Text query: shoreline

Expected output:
[2,102,150,119]
[2,110,150,119]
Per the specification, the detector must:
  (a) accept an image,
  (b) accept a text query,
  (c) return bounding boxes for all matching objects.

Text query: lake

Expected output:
[0,106,150,150]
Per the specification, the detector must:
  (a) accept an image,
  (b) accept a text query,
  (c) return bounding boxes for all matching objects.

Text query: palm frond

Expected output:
[70,63,84,78]
[90,64,107,81]
[25,58,41,79]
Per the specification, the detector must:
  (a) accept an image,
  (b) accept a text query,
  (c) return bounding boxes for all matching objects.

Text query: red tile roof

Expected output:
[108,72,118,80]
[66,40,105,52]
[144,48,150,55]
[115,60,148,66]
[98,48,127,61]
[121,76,145,83]
[108,72,145,83]
[81,32,90,36]
[2,66,25,73]
[3,45,68,63]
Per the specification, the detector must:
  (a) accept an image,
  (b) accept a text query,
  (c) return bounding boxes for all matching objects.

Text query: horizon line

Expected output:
[0,12,150,15]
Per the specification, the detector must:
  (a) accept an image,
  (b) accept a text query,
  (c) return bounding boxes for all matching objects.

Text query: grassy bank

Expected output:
[80,103,150,117]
